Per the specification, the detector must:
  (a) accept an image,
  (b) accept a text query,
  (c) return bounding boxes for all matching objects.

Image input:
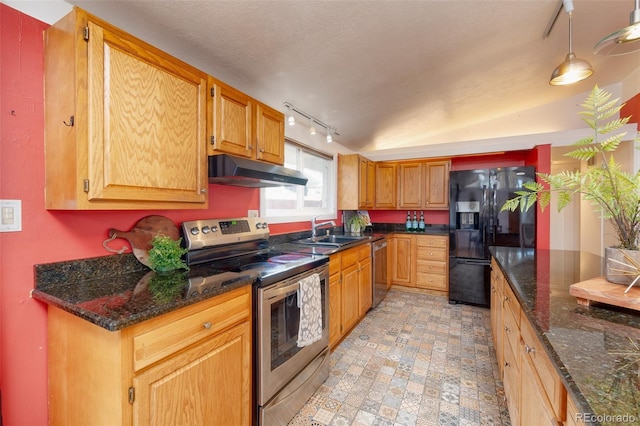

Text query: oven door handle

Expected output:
[264,281,300,301]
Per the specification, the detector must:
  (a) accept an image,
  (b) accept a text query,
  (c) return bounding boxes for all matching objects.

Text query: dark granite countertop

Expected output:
[32,253,253,331]
[490,247,640,425]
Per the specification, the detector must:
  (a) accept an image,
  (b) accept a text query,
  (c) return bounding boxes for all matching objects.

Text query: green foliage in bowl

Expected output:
[148,235,189,272]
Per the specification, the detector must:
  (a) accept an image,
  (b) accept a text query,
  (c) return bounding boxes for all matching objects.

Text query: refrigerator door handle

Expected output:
[482,186,487,246]
[492,188,497,243]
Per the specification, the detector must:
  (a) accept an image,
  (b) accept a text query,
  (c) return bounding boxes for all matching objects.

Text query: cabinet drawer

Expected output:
[416,246,447,261]
[503,284,520,330]
[503,301,520,356]
[416,236,447,248]
[417,259,447,275]
[329,253,342,276]
[341,247,359,267]
[132,286,251,371]
[521,316,567,420]
[358,243,371,261]
[416,273,447,290]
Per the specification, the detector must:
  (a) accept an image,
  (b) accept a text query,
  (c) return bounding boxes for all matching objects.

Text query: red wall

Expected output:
[0,5,307,424]
[621,91,640,129]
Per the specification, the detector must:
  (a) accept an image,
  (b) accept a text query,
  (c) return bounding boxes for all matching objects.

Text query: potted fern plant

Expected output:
[502,85,640,286]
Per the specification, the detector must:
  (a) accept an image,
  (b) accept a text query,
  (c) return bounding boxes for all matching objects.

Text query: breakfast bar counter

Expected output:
[490,247,640,425]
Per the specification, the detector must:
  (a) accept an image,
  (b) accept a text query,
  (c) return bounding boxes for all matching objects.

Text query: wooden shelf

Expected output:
[569,276,640,311]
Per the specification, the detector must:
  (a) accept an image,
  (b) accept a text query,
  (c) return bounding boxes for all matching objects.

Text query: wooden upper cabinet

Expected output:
[209,77,285,165]
[424,160,450,209]
[209,78,253,158]
[398,162,424,209]
[254,102,285,165]
[374,162,398,209]
[338,154,375,210]
[44,8,208,209]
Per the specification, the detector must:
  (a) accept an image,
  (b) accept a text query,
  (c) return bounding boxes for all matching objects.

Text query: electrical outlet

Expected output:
[0,200,22,232]
[248,210,259,218]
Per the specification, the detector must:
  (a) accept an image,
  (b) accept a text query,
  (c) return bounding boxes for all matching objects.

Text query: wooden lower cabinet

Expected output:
[328,252,343,348]
[490,258,504,377]
[48,286,252,426]
[390,234,449,294]
[415,235,448,292]
[329,243,372,349]
[358,244,372,316]
[491,256,568,426]
[566,396,586,426]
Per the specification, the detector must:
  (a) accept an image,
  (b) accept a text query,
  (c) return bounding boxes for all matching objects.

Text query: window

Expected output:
[260,141,336,223]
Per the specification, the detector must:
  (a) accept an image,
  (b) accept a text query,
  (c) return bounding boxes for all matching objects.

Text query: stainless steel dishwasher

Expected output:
[372,238,388,307]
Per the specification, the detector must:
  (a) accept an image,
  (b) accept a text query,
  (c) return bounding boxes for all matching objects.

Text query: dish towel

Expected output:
[297,273,322,347]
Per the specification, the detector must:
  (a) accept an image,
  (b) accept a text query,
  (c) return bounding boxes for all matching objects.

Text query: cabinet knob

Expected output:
[504,326,510,333]
[504,361,511,368]
[203,322,212,329]
[525,345,536,354]
[200,188,207,194]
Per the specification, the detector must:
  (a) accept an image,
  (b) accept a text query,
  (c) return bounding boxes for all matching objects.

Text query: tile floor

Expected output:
[288,286,511,426]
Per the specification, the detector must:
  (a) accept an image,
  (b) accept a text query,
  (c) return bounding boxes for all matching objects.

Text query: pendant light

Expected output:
[549,0,593,86]
[594,0,640,55]
[309,119,317,135]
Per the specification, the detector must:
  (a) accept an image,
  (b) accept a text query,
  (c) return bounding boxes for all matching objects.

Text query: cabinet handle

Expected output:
[203,322,212,329]
[200,188,207,194]
[525,345,536,354]
[504,361,511,368]
[504,295,510,302]
[504,326,510,333]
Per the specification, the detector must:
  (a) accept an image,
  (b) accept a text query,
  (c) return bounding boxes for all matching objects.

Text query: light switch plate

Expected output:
[0,199,22,232]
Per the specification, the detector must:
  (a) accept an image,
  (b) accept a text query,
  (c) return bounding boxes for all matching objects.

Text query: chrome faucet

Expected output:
[311,215,336,238]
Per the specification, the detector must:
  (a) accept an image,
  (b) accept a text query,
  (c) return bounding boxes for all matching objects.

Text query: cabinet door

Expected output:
[254,102,285,165]
[86,21,208,204]
[520,349,559,426]
[133,321,251,426]
[341,263,360,333]
[390,235,414,286]
[374,162,397,209]
[358,157,375,209]
[210,79,253,158]
[398,162,423,209]
[329,271,342,348]
[366,160,376,209]
[358,257,372,316]
[424,161,450,209]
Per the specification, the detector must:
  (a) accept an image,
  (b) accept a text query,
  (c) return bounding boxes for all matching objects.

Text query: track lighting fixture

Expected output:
[594,0,640,55]
[549,0,593,86]
[286,105,295,126]
[283,102,339,143]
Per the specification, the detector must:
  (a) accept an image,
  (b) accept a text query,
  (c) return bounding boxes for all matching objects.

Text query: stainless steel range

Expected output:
[181,217,330,425]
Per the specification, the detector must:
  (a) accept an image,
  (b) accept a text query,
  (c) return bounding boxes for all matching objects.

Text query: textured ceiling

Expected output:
[45,1,640,152]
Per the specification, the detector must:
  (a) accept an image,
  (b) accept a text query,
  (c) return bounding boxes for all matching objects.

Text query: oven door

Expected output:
[257,264,329,405]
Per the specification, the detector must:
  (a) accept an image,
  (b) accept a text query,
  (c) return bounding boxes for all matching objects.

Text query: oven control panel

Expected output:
[181,217,269,250]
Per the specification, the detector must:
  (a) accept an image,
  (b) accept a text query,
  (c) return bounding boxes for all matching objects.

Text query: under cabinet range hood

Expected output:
[208,154,308,187]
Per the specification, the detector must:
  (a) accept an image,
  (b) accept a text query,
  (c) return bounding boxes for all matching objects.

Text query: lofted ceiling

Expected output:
[11,0,640,154]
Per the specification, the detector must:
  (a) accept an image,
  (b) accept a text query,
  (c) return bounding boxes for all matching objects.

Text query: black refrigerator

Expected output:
[448,166,536,307]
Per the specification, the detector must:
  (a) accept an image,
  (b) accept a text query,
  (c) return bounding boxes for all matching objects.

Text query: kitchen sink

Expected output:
[295,234,366,247]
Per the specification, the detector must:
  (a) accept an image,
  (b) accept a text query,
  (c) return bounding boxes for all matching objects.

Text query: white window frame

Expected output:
[260,140,337,224]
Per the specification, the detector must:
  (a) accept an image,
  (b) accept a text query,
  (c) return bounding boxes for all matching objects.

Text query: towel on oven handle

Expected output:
[297,273,322,347]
